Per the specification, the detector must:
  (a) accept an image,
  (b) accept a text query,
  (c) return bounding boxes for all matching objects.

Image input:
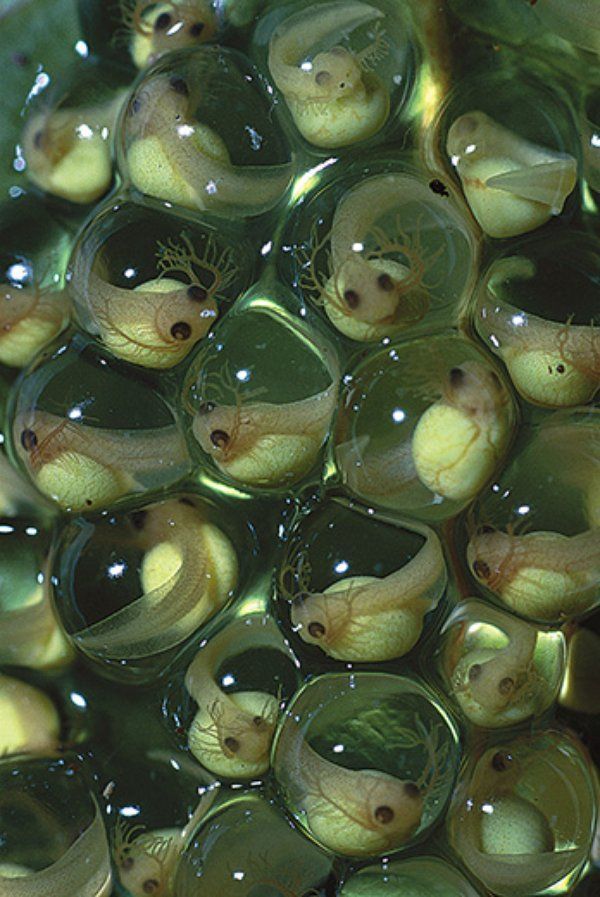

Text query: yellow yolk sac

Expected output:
[446,110,577,238]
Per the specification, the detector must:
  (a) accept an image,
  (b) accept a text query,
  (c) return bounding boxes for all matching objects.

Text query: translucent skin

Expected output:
[268,1,389,147]
[0,283,70,368]
[289,525,446,661]
[122,0,218,69]
[300,174,433,341]
[125,72,293,215]
[185,621,279,778]
[277,729,424,856]
[191,383,337,488]
[446,110,577,238]
[534,0,600,55]
[22,93,126,204]
[451,614,540,727]
[467,527,600,622]
[478,258,599,407]
[73,499,237,660]
[336,361,513,509]
[70,233,232,369]
[13,409,189,511]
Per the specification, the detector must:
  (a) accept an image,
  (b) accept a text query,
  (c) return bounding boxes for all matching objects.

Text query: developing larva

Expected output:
[268,1,390,147]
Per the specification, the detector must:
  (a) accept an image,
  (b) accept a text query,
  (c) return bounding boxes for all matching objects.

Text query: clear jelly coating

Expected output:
[0,756,112,896]
[171,613,299,780]
[437,68,580,239]
[173,791,334,896]
[8,334,190,512]
[281,157,478,343]
[182,287,339,492]
[20,58,129,205]
[339,856,484,896]
[272,672,460,857]
[447,729,597,897]
[438,598,565,729]
[277,495,446,662]
[465,409,600,623]
[52,494,245,681]
[118,46,294,217]
[0,194,71,368]
[475,231,600,408]
[334,332,517,521]
[68,198,255,369]
[257,0,416,149]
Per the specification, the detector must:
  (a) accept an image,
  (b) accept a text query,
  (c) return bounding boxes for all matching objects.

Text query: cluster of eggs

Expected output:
[0,1,598,896]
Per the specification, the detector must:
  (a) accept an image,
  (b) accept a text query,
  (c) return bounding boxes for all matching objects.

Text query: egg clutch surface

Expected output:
[0,0,599,895]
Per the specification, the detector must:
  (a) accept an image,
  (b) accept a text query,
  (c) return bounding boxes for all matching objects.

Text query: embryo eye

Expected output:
[154,11,172,30]
[20,428,38,451]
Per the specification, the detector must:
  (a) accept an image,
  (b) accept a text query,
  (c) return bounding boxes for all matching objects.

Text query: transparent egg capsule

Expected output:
[282,158,478,343]
[277,496,447,663]
[258,0,416,150]
[465,410,599,623]
[52,493,244,682]
[8,334,190,512]
[437,69,580,239]
[68,198,254,369]
[0,755,112,894]
[119,0,221,70]
[0,455,72,669]
[0,672,61,757]
[0,194,71,369]
[475,233,600,407]
[118,46,294,217]
[447,729,597,897]
[583,88,600,193]
[107,747,217,897]
[438,598,565,729]
[333,333,517,521]
[169,613,299,780]
[272,672,460,857]
[172,791,334,896]
[533,0,600,57]
[339,856,484,896]
[20,60,128,206]
[559,624,600,716]
[182,288,339,492]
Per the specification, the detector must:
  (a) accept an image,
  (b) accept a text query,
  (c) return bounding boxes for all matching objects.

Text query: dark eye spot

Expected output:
[253,716,265,728]
[374,805,395,824]
[556,363,566,374]
[187,284,208,302]
[315,70,331,86]
[197,401,215,415]
[170,321,192,341]
[210,429,230,449]
[154,11,172,30]
[343,288,360,309]
[20,429,37,451]
[189,21,205,36]
[130,509,148,530]
[33,130,43,149]
[468,663,482,682]
[449,367,465,387]
[307,621,326,639]
[377,272,394,292]
[473,559,490,580]
[339,81,346,89]
[429,178,449,196]
[477,524,495,535]
[498,676,515,695]
[491,751,513,772]
[143,880,160,895]
[224,736,239,753]
[85,499,93,507]
[121,855,134,871]
[169,76,189,96]
[404,782,421,799]
[130,96,142,116]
